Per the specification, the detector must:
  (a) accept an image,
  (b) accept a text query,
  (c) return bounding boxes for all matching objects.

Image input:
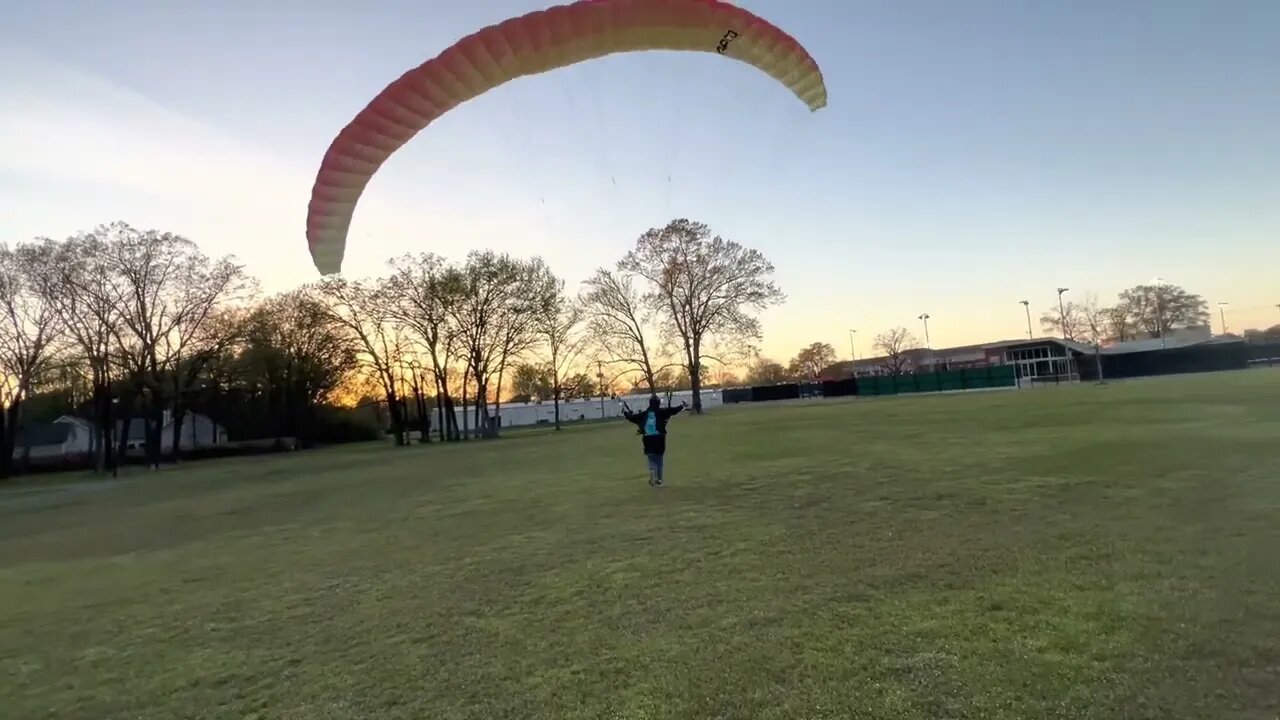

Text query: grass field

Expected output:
[2,371,1279,719]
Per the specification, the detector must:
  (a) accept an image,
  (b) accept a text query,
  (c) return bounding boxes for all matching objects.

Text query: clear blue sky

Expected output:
[2,0,1277,360]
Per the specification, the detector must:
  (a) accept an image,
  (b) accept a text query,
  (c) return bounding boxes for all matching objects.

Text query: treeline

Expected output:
[0,218,784,477]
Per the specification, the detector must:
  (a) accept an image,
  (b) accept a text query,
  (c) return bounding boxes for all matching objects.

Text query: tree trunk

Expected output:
[0,400,18,480]
[386,387,406,446]
[117,393,135,466]
[411,378,429,443]
[91,381,107,474]
[210,382,220,446]
[688,338,704,414]
[460,368,470,441]
[444,394,459,441]
[171,412,186,460]
[432,372,447,443]
[147,404,163,470]
[1094,347,1105,383]
[270,379,286,449]
[490,363,506,440]
[553,389,562,431]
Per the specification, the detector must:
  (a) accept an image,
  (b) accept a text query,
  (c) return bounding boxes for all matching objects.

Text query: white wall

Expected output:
[162,413,229,451]
[15,421,92,460]
[445,390,724,430]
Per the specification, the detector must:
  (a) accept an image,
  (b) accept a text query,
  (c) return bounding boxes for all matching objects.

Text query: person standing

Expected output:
[622,395,686,486]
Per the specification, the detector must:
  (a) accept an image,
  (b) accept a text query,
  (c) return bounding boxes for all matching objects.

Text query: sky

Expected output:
[2,0,1278,362]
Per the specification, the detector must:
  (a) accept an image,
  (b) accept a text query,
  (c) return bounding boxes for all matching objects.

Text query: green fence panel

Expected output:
[990,365,1016,386]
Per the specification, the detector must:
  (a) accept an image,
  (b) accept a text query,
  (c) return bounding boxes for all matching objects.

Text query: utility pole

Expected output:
[1217,302,1229,335]
[847,329,857,361]
[918,313,931,348]
[596,359,606,419]
[1019,300,1033,339]
[1056,288,1070,339]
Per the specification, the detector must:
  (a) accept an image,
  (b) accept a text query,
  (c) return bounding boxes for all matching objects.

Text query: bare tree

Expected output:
[619,218,784,413]
[873,327,920,375]
[0,243,65,477]
[102,224,249,468]
[159,262,253,460]
[315,277,408,446]
[167,308,250,456]
[29,232,123,473]
[1076,293,1109,382]
[1040,302,1083,341]
[385,253,461,441]
[537,283,588,431]
[1103,303,1138,343]
[581,268,668,392]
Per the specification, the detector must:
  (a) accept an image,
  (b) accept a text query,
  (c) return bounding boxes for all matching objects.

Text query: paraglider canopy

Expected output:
[305,0,828,275]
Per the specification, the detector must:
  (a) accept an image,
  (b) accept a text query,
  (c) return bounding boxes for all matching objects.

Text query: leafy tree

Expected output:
[241,290,358,447]
[1242,325,1280,343]
[446,251,558,439]
[619,218,784,413]
[788,342,838,380]
[873,327,920,375]
[1117,283,1209,338]
[490,257,559,433]
[710,367,741,388]
[509,363,553,403]
[745,358,791,386]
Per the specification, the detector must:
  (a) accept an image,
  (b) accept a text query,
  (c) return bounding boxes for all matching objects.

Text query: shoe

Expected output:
[648,473,657,487]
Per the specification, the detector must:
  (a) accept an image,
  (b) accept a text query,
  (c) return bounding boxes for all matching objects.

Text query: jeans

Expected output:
[646,453,664,482]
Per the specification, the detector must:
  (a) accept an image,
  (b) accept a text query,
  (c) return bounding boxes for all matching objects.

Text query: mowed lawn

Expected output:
[2,372,1279,719]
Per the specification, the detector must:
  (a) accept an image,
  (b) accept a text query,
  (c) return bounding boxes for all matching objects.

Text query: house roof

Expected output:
[1000,337,1097,354]
[15,422,73,447]
[1099,336,1219,355]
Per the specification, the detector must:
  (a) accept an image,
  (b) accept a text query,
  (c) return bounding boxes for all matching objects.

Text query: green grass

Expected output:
[3,371,1280,719]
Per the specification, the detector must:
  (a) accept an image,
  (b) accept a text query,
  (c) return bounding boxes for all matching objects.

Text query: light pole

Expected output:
[1019,300,1033,339]
[1056,288,1070,339]
[1217,302,1229,335]
[918,313,931,348]
[847,329,857,362]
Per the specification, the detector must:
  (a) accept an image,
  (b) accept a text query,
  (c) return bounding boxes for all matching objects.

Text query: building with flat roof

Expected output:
[821,324,1234,385]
